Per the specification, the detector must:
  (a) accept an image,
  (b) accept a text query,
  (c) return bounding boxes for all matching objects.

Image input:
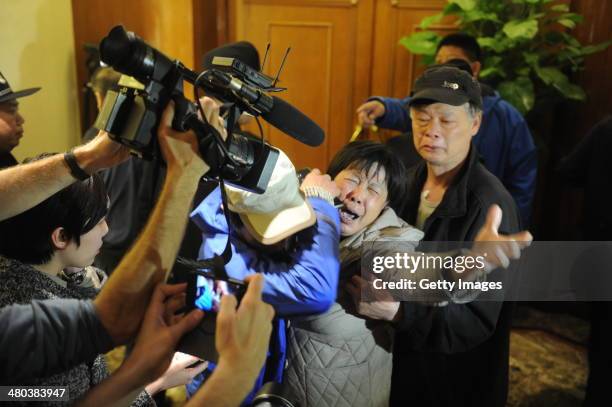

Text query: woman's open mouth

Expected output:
[339,206,359,223]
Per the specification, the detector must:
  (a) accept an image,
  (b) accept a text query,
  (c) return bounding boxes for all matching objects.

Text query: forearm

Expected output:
[371,96,412,131]
[75,361,145,407]
[0,139,113,221]
[94,167,201,344]
[186,360,256,407]
[0,154,74,221]
[0,299,114,382]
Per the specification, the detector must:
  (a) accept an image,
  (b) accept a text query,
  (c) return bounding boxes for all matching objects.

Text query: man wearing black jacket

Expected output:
[352,66,520,406]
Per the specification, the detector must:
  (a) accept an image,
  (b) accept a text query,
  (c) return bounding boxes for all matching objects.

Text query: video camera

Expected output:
[95,25,323,193]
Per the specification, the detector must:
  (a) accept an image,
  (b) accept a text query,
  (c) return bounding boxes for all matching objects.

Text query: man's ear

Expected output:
[471,61,482,78]
[50,227,69,250]
[470,111,482,137]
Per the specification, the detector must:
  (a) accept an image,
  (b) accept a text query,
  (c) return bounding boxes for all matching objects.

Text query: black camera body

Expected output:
[95,25,279,193]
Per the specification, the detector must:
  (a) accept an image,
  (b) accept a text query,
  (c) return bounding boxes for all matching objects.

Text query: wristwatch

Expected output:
[63,150,91,181]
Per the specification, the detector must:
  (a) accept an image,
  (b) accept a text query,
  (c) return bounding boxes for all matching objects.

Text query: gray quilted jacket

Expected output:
[283,208,423,407]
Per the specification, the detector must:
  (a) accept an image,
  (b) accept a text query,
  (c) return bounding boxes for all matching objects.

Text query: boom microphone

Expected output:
[262,96,324,147]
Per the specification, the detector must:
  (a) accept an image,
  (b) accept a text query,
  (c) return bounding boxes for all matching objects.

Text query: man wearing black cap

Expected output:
[0,71,40,168]
[357,33,537,227]
[354,66,520,407]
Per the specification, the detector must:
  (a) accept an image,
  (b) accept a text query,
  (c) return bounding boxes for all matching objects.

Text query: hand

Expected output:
[356,100,385,128]
[300,168,341,198]
[121,283,204,387]
[197,97,228,142]
[145,352,208,395]
[471,205,533,271]
[346,275,400,322]
[73,130,131,173]
[215,274,274,385]
[158,101,210,176]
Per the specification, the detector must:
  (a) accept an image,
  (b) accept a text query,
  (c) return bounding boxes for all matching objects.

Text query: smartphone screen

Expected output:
[191,273,246,313]
[195,276,229,312]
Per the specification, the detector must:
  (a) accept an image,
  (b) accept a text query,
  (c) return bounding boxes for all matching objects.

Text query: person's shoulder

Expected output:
[468,162,516,209]
[484,94,526,123]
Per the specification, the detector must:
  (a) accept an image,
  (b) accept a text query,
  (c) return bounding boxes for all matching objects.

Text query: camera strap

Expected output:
[176,178,234,282]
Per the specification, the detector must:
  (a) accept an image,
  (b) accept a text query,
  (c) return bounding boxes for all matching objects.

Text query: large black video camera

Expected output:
[94,25,323,193]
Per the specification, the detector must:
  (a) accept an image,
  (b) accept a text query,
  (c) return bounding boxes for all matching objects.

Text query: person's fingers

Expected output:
[164,293,187,320]
[216,294,238,347]
[147,283,172,315]
[484,204,502,236]
[242,274,265,304]
[186,360,209,377]
[345,280,361,300]
[168,309,204,340]
[172,353,201,370]
[494,246,510,269]
[510,231,533,247]
[200,97,220,124]
[352,275,368,287]
[159,283,188,298]
[507,240,521,260]
[160,100,176,129]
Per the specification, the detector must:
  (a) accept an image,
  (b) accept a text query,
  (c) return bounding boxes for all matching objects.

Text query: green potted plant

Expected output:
[399,0,611,116]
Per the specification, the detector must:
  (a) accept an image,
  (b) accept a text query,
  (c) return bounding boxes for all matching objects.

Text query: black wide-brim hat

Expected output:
[0,71,41,103]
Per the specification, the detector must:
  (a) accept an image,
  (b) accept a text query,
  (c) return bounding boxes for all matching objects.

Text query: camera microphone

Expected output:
[206,70,324,147]
[263,96,324,147]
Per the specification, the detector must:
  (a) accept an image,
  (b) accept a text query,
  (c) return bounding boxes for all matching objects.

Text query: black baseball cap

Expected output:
[0,71,41,104]
[408,65,482,110]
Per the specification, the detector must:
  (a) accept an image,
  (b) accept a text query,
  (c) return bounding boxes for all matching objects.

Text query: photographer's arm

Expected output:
[0,131,130,221]
[94,102,210,344]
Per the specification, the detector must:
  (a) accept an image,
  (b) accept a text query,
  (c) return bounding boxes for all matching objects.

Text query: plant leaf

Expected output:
[535,66,567,85]
[555,81,587,100]
[551,4,569,12]
[523,52,540,68]
[420,13,444,29]
[498,77,535,115]
[562,13,584,23]
[399,32,439,55]
[461,10,500,23]
[558,19,575,28]
[479,66,506,79]
[580,40,612,55]
[503,19,539,39]
[478,37,506,53]
[442,2,462,15]
[450,0,476,11]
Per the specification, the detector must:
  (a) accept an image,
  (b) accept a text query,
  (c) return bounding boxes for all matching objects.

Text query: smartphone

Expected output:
[177,271,247,362]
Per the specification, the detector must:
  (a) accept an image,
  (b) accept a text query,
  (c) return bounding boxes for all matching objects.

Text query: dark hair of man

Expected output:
[327,141,407,214]
[437,33,482,62]
[0,153,108,265]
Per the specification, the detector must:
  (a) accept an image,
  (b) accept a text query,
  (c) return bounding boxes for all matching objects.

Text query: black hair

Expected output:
[327,141,407,214]
[0,153,108,265]
[437,33,482,62]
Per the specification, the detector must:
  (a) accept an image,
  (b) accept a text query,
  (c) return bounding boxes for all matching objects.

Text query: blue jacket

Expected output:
[374,93,537,226]
[186,186,341,402]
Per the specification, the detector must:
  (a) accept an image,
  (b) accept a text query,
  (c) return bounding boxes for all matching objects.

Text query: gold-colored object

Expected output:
[350,124,379,142]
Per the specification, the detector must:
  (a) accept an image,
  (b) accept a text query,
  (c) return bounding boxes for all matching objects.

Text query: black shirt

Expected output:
[0,152,18,169]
